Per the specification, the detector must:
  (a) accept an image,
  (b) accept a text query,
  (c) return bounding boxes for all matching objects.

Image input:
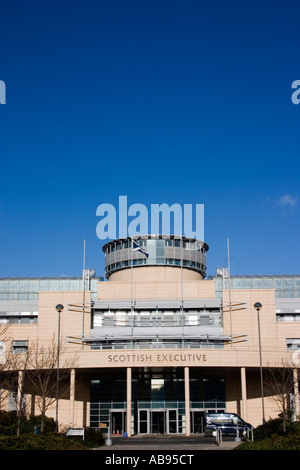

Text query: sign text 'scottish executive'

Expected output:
[107,353,207,363]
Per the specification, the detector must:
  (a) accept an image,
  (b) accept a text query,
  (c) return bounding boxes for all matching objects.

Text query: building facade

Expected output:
[0,235,300,436]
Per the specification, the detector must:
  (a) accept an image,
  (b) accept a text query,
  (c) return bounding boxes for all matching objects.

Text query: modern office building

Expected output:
[0,234,299,436]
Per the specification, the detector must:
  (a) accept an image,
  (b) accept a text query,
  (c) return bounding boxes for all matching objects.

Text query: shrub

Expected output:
[236,431,300,450]
[236,414,300,450]
[0,411,56,436]
[82,427,104,447]
[253,416,300,441]
[0,432,89,450]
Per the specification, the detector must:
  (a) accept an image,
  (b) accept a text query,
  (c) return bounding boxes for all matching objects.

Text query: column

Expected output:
[17,370,24,414]
[184,367,190,436]
[70,368,75,427]
[127,367,132,437]
[241,367,248,422]
[293,368,300,418]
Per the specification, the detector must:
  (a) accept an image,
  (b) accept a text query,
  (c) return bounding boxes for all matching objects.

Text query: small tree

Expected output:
[264,358,299,433]
[0,330,30,435]
[0,324,20,416]
[25,337,78,432]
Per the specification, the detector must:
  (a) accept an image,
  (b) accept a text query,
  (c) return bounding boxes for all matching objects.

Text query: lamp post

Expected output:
[55,304,64,432]
[254,302,266,424]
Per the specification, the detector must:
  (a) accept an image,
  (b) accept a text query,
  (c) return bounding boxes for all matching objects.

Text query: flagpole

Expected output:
[181,237,184,345]
[227,238,233,347]
[131,237,134,345]
[82,239,86,350]
[131,237,133,306]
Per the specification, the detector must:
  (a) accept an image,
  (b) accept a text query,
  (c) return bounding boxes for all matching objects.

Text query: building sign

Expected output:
[107,352,207,364]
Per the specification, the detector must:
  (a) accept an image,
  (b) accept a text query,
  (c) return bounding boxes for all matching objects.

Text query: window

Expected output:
[277,314,300,322]
[12,341,28,354]
[286,339,300,350]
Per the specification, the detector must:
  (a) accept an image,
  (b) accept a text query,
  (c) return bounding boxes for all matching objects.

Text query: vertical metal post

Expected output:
[227,238,233,346]
[254,302,265,424]
[55,304,64,432]
[82,240,86,349]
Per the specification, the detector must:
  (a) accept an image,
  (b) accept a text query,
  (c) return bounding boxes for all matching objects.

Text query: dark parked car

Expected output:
[205,412,253,437]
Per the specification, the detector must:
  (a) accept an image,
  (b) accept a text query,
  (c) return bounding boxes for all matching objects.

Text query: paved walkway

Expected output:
[95,434,242,451]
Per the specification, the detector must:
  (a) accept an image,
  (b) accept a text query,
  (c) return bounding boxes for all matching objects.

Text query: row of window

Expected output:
[0,340,28,354]
[105,239,206,254]
[93,315,218,328]
[105,258,205,272]
[1,338,299,354]
[90,340,225,350]
[215,277,300,290]
[277,314,300,322]
[0,316,37,324]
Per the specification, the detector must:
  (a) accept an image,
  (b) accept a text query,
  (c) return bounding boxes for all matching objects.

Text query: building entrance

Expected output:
[110,410,126,435]
[138,409,178,434]
[151,411,165,434]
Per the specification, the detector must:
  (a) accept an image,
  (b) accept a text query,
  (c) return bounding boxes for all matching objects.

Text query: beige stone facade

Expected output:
[1,264,300,436]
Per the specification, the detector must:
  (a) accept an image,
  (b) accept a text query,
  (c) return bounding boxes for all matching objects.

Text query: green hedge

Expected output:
[236,416,300,450]
[0,411,55,435]
[0,411,104,450]
[236,431,300,450]
[0,432,88,450]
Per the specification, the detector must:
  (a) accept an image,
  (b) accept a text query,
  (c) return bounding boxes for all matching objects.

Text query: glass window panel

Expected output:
[156,247,164,257]
[242,279,253,289]
[18,280,29,291]
[283,279,294,288]
[39,280,49,291]
[8,294,18,300]
[263,278,274,288]
[60,280,70,290]
[0,281,8,291]
[9,281,18,292]
[284,291,294,298]
[28,293,38,300]
[29,280,38,292]
[232,279,242,288]
[50,280,60,290]
[19,293,28,300]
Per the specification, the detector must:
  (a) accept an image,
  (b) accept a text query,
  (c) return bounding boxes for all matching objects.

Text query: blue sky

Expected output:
[0,0,299,279]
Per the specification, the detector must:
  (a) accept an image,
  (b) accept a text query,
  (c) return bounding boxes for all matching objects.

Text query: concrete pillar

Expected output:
[17,370,24,414]
[184,367,190,436]
[241,367,248,422]
[127,367,132,437]
[293,368,300,418]
[70,368,75,427]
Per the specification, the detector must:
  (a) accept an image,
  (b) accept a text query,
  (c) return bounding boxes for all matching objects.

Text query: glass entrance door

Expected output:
[190,411,205,434]
[151,411,165,434]
[138,409,179,434]
[110,411,126,435]
[138,409,149,434]
[167,409,178,433]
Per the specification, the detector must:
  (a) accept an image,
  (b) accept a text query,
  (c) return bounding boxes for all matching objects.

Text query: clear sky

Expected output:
[0,0,299,279]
